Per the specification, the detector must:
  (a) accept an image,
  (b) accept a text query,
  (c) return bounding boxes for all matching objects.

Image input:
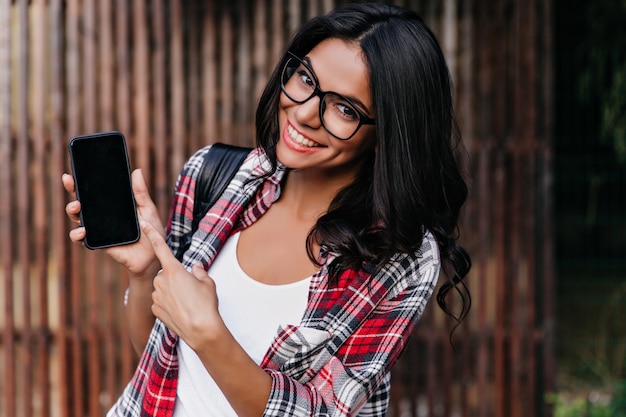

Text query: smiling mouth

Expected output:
[287,124,321,148]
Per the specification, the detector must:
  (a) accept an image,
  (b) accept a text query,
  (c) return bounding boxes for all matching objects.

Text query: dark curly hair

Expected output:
[255,2,472,324]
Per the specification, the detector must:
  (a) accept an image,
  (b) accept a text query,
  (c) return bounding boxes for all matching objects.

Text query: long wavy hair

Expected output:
[255,3,471,324]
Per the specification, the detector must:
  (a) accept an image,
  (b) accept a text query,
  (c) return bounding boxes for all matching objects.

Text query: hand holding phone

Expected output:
[68,131,140,249]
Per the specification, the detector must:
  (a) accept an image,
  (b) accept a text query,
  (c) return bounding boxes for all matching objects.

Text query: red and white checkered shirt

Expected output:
[107,146,440,417]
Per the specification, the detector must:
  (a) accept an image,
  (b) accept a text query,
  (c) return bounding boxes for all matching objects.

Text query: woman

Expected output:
[63,3,470,416]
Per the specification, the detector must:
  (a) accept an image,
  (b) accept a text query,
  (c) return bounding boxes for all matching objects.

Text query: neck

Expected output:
[278,168,353,221]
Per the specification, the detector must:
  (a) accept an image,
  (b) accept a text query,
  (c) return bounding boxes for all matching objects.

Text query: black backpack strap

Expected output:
[191,143,252,230]
[175,143,252,261]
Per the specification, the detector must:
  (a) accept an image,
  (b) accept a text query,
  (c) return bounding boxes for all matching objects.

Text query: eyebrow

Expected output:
[302,56,373,117]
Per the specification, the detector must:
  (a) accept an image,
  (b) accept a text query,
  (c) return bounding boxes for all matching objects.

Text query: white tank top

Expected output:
[173,231,311,417]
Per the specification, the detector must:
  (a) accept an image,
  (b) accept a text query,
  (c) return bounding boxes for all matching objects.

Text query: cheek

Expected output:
[335,135,376,166]
[348,128,376,154]
[278,92,293,112]
[277,94,292,127]
[277,95,288,122]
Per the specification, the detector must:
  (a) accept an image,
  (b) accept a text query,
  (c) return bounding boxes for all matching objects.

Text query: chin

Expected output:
[275,140,296,168]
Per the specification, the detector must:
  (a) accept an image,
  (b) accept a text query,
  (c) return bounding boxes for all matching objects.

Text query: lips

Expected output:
[286,124,321,148]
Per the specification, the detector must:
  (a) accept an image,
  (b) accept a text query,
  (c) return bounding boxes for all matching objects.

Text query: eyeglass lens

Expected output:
[281,56,364,140]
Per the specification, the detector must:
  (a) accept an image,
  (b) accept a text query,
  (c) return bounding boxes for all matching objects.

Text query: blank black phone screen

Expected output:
[69,131,140,249]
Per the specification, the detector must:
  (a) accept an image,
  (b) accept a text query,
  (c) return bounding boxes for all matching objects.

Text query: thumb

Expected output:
[131,169,154,207]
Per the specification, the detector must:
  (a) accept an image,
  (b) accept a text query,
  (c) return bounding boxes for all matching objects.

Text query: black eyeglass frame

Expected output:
[280,51,376,140]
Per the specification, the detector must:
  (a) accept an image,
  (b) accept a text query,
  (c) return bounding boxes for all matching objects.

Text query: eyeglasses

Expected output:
[280,52,375,140]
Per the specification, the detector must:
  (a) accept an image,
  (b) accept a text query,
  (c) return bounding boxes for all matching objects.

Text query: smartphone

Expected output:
[68,131,140,249]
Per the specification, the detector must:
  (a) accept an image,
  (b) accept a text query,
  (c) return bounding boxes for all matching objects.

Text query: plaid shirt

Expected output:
[107,146,440,417]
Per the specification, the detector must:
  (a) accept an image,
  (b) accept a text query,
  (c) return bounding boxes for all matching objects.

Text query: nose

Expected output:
[294,95,323,130]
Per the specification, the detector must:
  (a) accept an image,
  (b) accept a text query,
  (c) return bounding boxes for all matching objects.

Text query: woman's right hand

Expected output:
[62,169,165,277]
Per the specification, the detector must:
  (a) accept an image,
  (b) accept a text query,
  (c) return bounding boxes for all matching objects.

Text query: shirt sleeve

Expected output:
[165,145,211,258]
[261,234,441,416]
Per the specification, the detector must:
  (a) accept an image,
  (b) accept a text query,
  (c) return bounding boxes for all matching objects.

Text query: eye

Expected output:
[296,66,315,89]
[326,95,359,122]
[335,103,358,120]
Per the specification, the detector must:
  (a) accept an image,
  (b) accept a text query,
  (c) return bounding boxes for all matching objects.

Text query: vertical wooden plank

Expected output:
[114,0,136,390]
[475,144,491,417]
[474,0,493,416]
[441,0,457,81]
[81,1,102,415]
[457,1,474,415]
[252,0,268,103]
[17,1,32,416]
[271,0,284,64]
[388,344,404,417]
[236,0,251,146]
[288,0,300,35]
[456,0,475,187]
[307,0,319,19]
[201,0,217,144]
[441,329,453,417]
[411,331,423,416]
[401,329,422,416]
[133,0,150,171]
[116,0,131,136]
[491,0,509,414]
[171,0,186,173]
[425,309,437,416]
[31,1,51,415]
[83,0,96,131]
[220,5,234,142]
[66,1,84,414]
[99,0,114,130]
[98,0,118,407]
[494,151,507,417]
[102,254,116,409]
[440,3,457,416]
[49,0,69,414]
[187,2,201,151]
[0,1,14,416]
[152,0,168,214]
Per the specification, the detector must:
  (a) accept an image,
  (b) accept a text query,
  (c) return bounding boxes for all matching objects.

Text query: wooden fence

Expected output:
[0,0,554,416]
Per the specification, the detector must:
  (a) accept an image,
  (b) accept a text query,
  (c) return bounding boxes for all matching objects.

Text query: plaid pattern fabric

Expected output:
[107,146,440,417]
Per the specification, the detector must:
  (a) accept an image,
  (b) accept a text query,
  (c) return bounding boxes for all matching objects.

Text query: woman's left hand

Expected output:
[141,219,225,349]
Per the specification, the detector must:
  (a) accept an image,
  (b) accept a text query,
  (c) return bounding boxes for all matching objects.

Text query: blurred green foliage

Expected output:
[547,380,626,417]
[578,0,626,163]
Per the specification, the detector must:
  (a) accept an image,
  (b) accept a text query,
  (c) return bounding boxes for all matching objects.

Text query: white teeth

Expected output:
[287,125,318,148]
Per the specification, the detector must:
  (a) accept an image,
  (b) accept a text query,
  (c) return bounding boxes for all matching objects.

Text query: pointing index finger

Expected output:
[140,220,176,268]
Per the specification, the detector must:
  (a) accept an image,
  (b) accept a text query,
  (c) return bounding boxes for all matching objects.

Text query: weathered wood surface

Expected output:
[0,1,553,416]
